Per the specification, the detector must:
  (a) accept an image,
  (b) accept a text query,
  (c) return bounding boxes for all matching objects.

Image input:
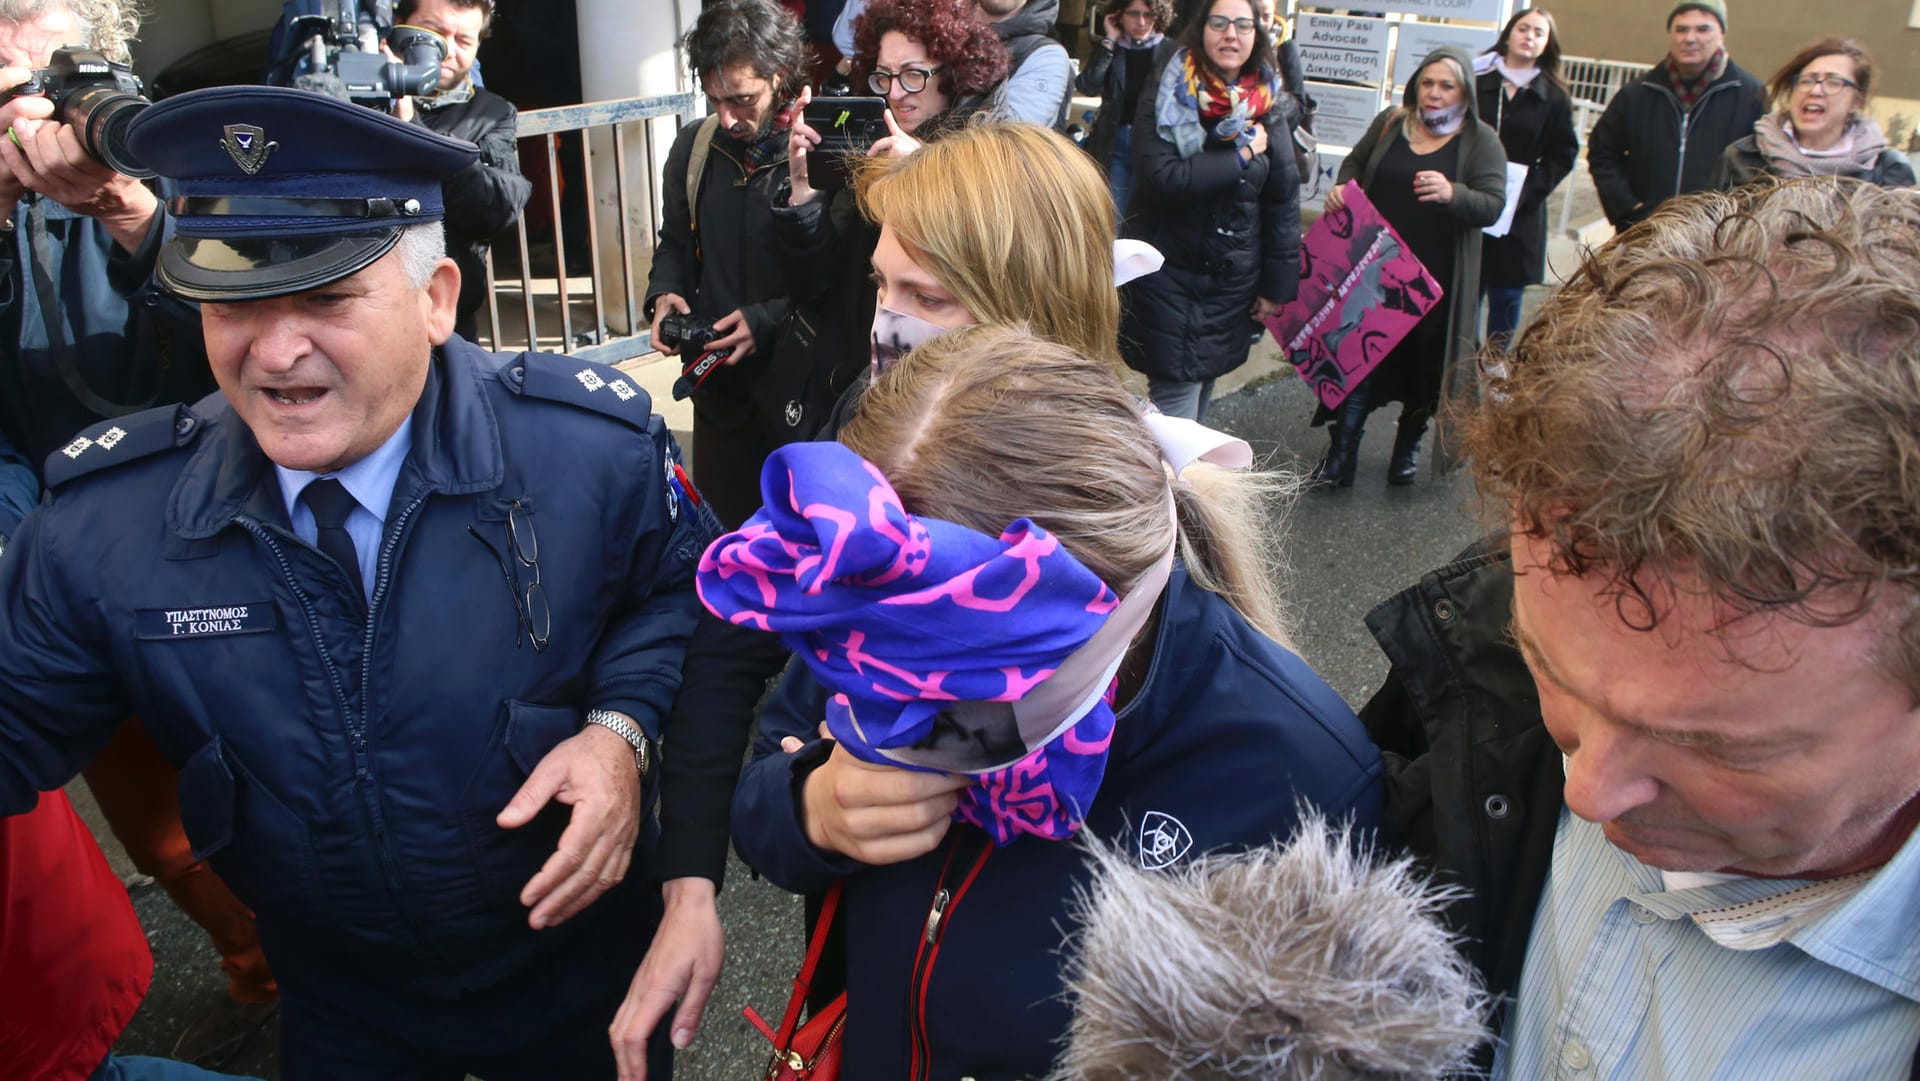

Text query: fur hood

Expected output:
[1054,815,1490,1080]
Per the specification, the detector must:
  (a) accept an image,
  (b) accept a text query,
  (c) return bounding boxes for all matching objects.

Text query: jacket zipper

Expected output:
[907,830,993,1081]
[1664,79,1736,196]
[238,503,430,945]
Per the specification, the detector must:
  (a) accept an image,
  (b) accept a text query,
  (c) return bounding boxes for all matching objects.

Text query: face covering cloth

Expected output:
[698,441,1171,844]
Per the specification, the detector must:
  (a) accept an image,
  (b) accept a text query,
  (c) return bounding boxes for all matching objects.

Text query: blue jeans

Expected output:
[1484,286,1526,349]
[1108,123,1134,219]
[1147,376,1216,421]
[91,1056,259,1081]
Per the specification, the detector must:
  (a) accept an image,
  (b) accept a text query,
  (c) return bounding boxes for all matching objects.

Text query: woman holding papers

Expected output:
[1314,46,1504,489]
[1474,8,1578,349]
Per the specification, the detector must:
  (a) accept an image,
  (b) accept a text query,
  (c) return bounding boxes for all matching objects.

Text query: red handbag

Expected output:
[744,882,847,1080]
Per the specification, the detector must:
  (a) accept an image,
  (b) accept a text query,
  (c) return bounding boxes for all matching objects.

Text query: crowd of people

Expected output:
[1,0,1918,1079]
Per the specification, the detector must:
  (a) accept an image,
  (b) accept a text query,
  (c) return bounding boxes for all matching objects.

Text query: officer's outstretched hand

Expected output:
[609,876,723,1080]
[497,721,642,929]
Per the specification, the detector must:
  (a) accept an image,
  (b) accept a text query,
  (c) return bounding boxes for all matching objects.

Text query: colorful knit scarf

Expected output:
[1154,46,1281,159]
[697,441,1133,845]
[738,102,797,172]
[1667,49,1728,113]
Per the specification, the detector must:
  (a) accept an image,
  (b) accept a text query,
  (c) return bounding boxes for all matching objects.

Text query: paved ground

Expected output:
[97,178,1592,1077]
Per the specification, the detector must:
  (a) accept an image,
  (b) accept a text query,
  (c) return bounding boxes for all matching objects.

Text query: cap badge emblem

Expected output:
[221,124,279,175]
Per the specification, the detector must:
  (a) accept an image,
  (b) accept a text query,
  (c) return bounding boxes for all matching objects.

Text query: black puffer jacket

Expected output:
[1120,45,1300,383]
[1587,58,1764,230]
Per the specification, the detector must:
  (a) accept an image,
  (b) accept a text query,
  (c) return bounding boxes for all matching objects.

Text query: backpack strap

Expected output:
[685,114,723,233]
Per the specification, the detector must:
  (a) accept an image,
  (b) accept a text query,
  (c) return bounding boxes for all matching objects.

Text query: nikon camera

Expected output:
[0,48,152,179]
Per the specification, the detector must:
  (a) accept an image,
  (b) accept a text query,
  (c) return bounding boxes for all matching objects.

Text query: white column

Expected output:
[574,0,696,333]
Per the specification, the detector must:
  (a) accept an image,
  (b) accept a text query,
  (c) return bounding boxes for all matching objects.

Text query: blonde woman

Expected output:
[722,326,1384,1079]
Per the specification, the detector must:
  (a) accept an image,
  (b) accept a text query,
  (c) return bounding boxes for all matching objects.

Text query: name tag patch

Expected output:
[136,603,279,641]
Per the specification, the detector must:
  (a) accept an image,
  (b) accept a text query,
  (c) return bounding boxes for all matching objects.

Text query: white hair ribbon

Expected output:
[1141,411,1254,475]
[1114,239,1165,287]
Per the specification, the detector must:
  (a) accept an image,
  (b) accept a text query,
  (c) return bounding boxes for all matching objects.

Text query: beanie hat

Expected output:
[1669,0,1726,29]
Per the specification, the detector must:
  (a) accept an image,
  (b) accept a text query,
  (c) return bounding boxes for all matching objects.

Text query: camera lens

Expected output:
[62,86,155,179]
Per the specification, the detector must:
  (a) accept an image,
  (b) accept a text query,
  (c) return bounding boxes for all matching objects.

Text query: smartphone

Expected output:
[803,96,890,191]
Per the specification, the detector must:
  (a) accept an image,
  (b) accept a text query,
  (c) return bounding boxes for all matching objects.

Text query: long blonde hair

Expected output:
[840,325,1294,648]
[857,124,1123,371]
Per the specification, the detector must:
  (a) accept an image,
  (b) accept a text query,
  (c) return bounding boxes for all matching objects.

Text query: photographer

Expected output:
[389,0,529,341]
[0,0,274,1067]
[644,0,804,530]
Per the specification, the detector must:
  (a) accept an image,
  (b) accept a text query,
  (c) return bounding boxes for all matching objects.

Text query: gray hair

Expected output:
[0,0,143,64]
[392,222,446,289]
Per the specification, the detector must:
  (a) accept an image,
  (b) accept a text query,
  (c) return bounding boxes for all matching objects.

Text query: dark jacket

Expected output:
[1338,52,1507,424]
[0,426,34,540]
[414,87,533,327]
[1709,130,1918,190]
[734,565,1386,1081]
[1077,38,1157,170]
[1587,57,1765,230]
[0,337,715,1007]
[1360,540,1920,1080]
[0,200,213,525]
[1476,67,1579,288]
[647,117,794,400]
[1121,45,1302,383]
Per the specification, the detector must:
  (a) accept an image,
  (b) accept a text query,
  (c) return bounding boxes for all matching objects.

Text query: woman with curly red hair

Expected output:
[769,0,1008,434]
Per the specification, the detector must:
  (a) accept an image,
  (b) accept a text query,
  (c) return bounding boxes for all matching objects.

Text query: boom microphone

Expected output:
[1053,814,1490,1081]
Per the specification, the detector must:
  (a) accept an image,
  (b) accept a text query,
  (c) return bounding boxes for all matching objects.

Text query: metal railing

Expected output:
[1559,55,1651,114]
[480,91,703,367]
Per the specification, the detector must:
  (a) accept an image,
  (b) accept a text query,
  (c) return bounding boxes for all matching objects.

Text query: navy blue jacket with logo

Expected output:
[733,565,1386,1080]
[0,337,716,1005]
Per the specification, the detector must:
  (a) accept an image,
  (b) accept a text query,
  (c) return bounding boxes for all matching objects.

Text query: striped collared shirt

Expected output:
[1493,806,1920,1081]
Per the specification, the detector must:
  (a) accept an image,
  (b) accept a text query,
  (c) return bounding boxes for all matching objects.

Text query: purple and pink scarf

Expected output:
[697,442,1124,845]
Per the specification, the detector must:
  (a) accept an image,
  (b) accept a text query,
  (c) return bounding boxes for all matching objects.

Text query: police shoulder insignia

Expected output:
[511,354,655,430]
[43,404,204,488]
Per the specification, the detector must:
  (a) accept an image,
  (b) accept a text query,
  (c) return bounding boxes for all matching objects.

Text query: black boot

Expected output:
[1310,387,1370,491]
[1387,409,1430,486]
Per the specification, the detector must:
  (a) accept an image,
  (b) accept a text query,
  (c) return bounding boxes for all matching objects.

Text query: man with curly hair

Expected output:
[645,0,805,530]
[0,0,274,1067]
[1363,178,1920,1080]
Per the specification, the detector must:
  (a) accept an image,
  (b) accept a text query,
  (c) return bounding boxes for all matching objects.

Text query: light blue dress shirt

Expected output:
[1495,805,1920,1080]
[274,417,414,602]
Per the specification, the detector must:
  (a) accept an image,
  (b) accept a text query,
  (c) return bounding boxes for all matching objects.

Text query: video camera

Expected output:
[285,0,447,108]
[0,48,152,179]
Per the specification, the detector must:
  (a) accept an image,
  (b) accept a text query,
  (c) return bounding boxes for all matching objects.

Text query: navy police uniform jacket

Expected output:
[0,336,716,999]
[733,564,1385,1080]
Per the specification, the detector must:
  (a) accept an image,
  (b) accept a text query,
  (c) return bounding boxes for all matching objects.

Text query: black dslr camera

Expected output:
[658,313,733,401]
[657,313,720,355]
[0,48,152,179]
[285,1,447,108]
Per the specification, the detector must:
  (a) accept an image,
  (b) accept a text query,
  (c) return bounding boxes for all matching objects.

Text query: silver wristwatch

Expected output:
[585,708,651,776]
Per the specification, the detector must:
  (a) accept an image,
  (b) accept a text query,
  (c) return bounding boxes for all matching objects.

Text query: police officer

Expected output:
[0,85,714,1079]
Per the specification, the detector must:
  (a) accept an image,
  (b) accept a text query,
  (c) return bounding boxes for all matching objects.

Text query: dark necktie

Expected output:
[300,478,366,599]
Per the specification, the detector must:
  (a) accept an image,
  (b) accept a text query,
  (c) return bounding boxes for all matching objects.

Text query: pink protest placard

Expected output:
[1264,182,1444,410]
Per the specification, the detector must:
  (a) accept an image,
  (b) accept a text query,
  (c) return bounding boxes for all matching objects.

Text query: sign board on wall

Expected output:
[1296,15,1391,85]
[1305,81,1387,149]
[1303,0,1507,22]
[1391,22,1499,86]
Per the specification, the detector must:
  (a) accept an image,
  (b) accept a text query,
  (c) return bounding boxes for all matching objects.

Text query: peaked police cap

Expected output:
[123,85,480,302]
